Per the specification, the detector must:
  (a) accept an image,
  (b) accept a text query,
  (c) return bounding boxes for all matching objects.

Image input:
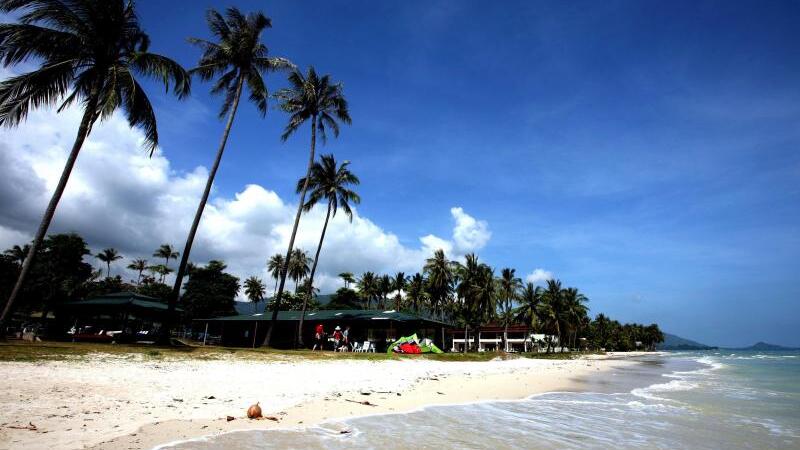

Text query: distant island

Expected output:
[657,334,799,351]
[656,333,718,351]
[723,342,800,351]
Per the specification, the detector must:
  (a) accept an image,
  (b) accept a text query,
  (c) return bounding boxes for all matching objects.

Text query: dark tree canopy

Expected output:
[180,260,239,320]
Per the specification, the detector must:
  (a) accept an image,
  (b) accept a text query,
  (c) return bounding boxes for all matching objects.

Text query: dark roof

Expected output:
[60,291,182,312]
[196,309,453,326]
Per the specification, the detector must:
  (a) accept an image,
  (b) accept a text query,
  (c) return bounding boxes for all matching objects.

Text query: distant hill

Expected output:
[657,333,717,351]
[726,342,800,351]
[233,294,335,315]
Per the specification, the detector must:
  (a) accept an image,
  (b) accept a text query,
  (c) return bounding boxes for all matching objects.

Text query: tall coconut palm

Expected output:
[357,271,378,309]
[96,248,122,278]
[423,249,454,320]
[264,66,350,346]
[377,274,392,309]
[244,276,266,313]
[0,0,190,329]
[294,154,360,346]
[127,259,148,285]
[168,7,292,339]
[338,272,355,289]
[288,248,311,294]
[266,253,285,297]
[497,268,522,351]
[153,244,179,270]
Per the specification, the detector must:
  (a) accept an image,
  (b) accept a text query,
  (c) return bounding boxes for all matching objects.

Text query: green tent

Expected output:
[387,333,444,354]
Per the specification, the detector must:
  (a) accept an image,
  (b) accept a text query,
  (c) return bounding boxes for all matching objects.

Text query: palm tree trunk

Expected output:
[297,201,332,347]
[106,262,111,278]
[264,114,317,347]
[0,97,98,332]
[463,324,468,353]
[164,75,245,342]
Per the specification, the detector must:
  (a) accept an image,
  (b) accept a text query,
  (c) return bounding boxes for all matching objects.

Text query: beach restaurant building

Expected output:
[449,324,563,352]
[194,309,454,351]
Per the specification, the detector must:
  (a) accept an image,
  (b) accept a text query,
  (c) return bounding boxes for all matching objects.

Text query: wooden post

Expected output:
[202,322,209,346]
[252,321,258,348]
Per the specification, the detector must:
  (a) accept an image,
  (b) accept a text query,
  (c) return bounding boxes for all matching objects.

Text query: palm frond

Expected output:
[0,60,73,125]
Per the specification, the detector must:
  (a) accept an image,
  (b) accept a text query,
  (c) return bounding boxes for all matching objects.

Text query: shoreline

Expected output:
[0,352,652,450]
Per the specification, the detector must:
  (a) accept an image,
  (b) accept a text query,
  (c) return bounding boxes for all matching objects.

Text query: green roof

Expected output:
[195,309,452,326]
[60,291,182,312]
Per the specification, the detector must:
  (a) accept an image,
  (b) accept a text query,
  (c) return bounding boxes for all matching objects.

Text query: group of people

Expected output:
[312,324,353,351]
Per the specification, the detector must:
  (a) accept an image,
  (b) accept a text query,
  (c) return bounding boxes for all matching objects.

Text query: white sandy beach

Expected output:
[0,353,644,450]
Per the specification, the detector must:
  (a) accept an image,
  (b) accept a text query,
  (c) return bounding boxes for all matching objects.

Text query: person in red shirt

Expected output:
[332,326,343,351]
[312,324,325,351]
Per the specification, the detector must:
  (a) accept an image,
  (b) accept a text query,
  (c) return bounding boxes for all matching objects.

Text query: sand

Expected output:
[0,352,645,450]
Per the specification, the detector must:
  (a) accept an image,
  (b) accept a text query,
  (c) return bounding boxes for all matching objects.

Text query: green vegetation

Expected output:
[0,0,190,330]
[0,341,600,363]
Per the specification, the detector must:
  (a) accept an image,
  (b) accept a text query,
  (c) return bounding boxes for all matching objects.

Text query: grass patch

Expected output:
[0,341,605,363]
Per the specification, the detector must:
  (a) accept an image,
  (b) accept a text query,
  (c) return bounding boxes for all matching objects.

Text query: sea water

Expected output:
[163,351,800,449]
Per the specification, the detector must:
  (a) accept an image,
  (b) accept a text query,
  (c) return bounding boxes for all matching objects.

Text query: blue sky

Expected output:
[3,1,799,346]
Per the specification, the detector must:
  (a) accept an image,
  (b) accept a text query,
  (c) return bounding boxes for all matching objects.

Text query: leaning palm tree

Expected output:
[244,276,266,313]
[266,253,285,297]
[168,8,292,337]
[295,154,360,346]
[127,259,148,285]
[96,248,122,278]
[264,66,351,346]
[0,0,190,330]
[153,244,179,269]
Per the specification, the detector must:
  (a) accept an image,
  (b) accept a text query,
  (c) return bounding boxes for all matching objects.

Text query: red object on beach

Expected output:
[399,343,421,354]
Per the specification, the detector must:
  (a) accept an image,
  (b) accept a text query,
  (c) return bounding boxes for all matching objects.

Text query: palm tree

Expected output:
[392,272,408,309]
[244,276,266,313]
[153,244,179,269]
[127,259,148,285]
[454,253,494,352]
[265,66,351,346]
[562,287,588,350]
[266,253,285,297]
[288,249,311,294]
[339,272,355,289]
[169,7,292,339]
[4,245,29,264]
[516,282,542,351]
[423,249,454,320]
[0,0,190,329]
[96,248,122,278]
[405,273,426,313]
[497,268,522,351]
[539,279,564,352]
[294,154,360,346]
[357,271,378,309]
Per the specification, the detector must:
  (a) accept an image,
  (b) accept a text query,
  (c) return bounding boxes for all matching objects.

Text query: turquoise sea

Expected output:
[164,351,800,449]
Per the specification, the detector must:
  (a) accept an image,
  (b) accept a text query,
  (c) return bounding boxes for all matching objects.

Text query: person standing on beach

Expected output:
[313,324,325,351]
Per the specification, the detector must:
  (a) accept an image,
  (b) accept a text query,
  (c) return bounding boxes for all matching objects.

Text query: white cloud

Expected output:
[0,105,492,298]
[525,268,554,285]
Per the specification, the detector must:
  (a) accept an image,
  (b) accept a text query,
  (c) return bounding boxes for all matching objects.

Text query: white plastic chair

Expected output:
[359,341,370,353]
[364,341,376,353]
[351,342,361,352]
